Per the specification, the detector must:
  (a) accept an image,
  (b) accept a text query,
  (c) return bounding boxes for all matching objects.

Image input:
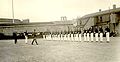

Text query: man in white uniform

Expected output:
[79,30,82,41]
[99,26,103,42]
[87,29,90,42]
[90,26,94,42]
[105,26,110,42]
[24,31,28,44]
[83,29,87,42]
[95,26,99,42]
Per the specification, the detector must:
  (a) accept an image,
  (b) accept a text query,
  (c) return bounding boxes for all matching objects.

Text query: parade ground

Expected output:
[0,37,120,62]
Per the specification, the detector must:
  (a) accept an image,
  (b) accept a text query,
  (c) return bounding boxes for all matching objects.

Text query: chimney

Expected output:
[99,9,101,12]
[61,16,67,21]
[113,4,116,9]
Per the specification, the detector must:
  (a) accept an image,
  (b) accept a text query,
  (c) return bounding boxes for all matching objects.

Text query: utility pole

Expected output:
[12,0,14,23]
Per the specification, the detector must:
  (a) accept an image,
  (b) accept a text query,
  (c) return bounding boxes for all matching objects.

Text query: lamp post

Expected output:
[12,0,14,23]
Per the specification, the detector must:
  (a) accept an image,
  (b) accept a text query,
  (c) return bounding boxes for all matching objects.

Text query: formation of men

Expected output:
[43,26,110,42]
[13,26,111,44]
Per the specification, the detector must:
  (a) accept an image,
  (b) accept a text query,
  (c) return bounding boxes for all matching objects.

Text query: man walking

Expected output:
[31,29,38,45]
[13,32,17,44]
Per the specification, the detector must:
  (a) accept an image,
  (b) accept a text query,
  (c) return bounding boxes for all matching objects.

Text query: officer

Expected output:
[95,26,99,42]
[99,26,103,42]
[13,32,17,44]
[105,26,110,42]
[31,29,38,45]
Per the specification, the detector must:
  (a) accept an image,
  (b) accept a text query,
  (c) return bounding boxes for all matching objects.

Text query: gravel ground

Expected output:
[0,37,120,62]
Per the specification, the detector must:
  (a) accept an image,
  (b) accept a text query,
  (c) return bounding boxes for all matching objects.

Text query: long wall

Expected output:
[0,23,75,35]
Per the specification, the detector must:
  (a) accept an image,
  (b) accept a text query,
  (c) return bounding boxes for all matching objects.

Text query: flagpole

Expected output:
[12,0,14,23]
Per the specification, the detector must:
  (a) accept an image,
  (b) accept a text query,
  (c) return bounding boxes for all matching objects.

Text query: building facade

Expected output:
[77,5,120,36]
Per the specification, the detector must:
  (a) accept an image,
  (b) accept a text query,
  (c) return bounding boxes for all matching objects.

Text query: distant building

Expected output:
[0,18,21,24]
[22,19,29,23]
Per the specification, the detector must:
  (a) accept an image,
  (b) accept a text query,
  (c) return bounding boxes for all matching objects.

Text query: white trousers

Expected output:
[61,35,64,40]
[67,34,70,40]
[55,35,57,40]
[52,35,54,40]
[87,33,89,41]
[95,33,98,41]
[91,33,93,41]
[43,35,46,39]
[71,34,74,41]
[100,33,103,41]
[46,35,48,40]
[84,33,86,41]
[25,36,28,43]
[58,35,60,40]
[79,34,81,41]
[106,32,110,41]
[75,34,78,41]
[64,35,66,40]
[49,35,51,40]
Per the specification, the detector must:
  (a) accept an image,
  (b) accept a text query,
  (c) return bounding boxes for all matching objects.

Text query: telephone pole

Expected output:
[12,0,14,23]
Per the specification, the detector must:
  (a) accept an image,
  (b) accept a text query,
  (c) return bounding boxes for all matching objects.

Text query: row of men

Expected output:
[43,26,110,42]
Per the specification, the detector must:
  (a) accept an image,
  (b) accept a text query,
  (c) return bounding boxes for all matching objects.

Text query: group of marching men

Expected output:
[43,26,110,42]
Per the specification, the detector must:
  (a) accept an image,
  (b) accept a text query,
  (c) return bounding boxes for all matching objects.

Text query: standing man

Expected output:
[24,31,28,44]
[90,26,94,42]
[105,26,110,42]
[79,30,82,41]
[95,26,99,42]
[31,29,38,45]
[83,29,87,42]
[13,32,17,44]
[99,26,103,42]
[87,28,90,42]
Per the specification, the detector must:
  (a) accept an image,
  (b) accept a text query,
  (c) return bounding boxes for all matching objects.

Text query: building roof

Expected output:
[81,7,120,19]
[0,18,21,24]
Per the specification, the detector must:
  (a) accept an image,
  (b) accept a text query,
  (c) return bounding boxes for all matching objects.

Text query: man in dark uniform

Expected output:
[105,26,110,42]
[31,29,38,45]
[13,32,17,44]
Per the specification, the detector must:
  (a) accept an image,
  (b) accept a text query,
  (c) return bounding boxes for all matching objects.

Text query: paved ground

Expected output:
[0,37,120,62]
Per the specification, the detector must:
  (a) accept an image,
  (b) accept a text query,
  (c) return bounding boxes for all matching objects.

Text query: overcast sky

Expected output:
[0,0,120,22]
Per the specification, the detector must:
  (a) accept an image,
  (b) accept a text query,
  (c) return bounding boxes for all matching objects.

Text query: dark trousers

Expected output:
[31,38,38,45]
[15,38,17,44]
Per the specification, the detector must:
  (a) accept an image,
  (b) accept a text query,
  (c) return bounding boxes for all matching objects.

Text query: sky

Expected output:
[0,0,120,22]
